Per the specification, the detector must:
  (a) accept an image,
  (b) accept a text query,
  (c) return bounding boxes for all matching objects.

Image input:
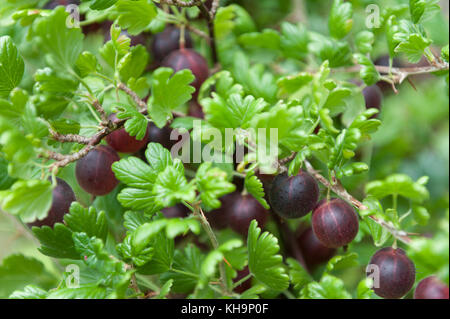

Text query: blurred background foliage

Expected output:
[0,0,448,298]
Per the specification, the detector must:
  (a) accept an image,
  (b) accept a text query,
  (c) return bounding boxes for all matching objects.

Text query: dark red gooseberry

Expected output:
[106,114,149,153]
[367,247,416,299]
[148,124,179,150]
[161,49,209,93]
[229,194,268,236]
[151,26,193,63]
[296,227,336,269]
[75,145,120,196]
[414,276,449,299]
[162,204,190,219]
[233,266,252,294]
[188,101,205,119]
[362,85,383,111]
[311,198,359,248]
[269,171,319,219]
[206,192,239,230]
[28,177,76,228]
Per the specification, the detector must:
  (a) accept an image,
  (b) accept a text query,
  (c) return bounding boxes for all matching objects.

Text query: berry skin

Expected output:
[106,114,149,153]
[161,49,209,93]
[188,101,205,119]
[311,198,359,248]
[362,85,383,111]
[414,276,449,299]
[207,192,239,230]
[28,177,76,228]
[269,171,319,219]
[233,266,252,294]
[151,26,193,63]
[229,194,268,236]
[75,145,120,196]
[296,227,336,269]
[148,124,178,149]
[162,204,190,219]
[367,247,416,299]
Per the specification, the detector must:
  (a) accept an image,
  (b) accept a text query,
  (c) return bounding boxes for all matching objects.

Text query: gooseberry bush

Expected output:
[0,0,448,300]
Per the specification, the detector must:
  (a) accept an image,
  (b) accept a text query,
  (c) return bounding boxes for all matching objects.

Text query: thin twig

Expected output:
[117,83,147,111]
[186,24,211,43]
[343,62,449,85]
[49,130,91,145]
[192,203,230,294]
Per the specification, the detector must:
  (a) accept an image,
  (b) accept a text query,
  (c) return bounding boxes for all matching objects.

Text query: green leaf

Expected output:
[365,174,430,203]
[395,33,432,64]
[32,224,80,259]
[31,7,84,70]
[153,164,196,207]
[132,219,167,253]
[247,220,289,291]
[412,205,430,226]
[9,285,48,299]
[0,158,16,190]
[238,29,281,51]
[357,278,374,299]
[76,51,98,77]
[355,31,374,54]
[149,68,195,128]
[118,45,149,82]
[203,93,268,131]
[325,253,359,273]
[329,0,353,39]
[157,279,173,299]
[115,103,148,140]
[0,255,55,298]
[123,210,151,232]
[112,156,157,188]
[195,162,236,210]
[301,274,352,299]
[0,36,24,97]
[34,67,79,96]
[46,285,108,299]
[0,179,52,223]
[160,244,204,294]
[244,171,269,209]
[276,72,313,97]
[89,0,118,10]
[64,202,108,243]
[287,258,313,291]
[115,0,157,35]
[138,232,174,275]
[410,0,440,24]
[353,54,380,86]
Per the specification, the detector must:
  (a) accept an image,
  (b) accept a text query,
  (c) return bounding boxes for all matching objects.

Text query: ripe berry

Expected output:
[148,124,178,150]
[162,204,190,219]
[188,101,205,119]
[28,177,76,228]
[75,145,120,196]
[161,49,209,93]
[311,198,359,248]
[367,247,416,299]
[233,266,252,294]
[106,114,149,153]
[414,276,449,299]
[269,171,319,219]
[207,192,239,230]
[228,194,268,236]
[151,26,193,63]
[362,85,383,111]
[296,227,336,269]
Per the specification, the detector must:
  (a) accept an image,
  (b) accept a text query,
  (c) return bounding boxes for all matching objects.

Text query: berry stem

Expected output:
[302,160,413,244]
[190,203,230,294]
